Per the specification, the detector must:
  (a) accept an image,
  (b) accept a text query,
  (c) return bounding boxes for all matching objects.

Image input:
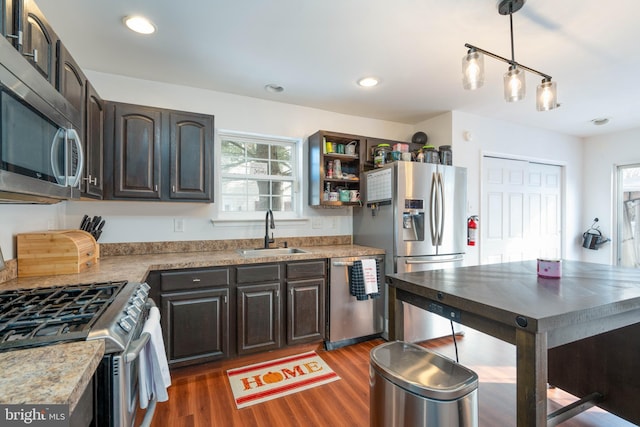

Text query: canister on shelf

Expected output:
[325,140,334,153]
[439,145,452,165]
[374,144,391,168]
[326,160,333,178]
[333,159,342,178]
[422,145,439,164]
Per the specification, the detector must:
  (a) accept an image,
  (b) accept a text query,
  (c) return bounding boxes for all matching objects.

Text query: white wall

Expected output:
[582,127,640,265]
[414,111,584,266]
[0,204,64,260]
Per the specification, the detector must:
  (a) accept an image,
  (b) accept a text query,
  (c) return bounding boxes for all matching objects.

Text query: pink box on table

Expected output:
[537,259,562,278]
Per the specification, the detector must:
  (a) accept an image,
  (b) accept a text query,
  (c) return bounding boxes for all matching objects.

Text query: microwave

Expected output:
[0,38,83,203]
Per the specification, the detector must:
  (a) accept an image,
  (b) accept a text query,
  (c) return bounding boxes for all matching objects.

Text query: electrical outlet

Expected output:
[326,217,336,229]
[174,218,185,232]
[311,217,323,229]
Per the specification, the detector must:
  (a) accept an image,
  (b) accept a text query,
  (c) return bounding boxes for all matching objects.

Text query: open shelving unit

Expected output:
[308,130,363,207]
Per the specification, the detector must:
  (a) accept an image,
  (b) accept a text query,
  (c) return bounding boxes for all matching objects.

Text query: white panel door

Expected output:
[481,157,562,265]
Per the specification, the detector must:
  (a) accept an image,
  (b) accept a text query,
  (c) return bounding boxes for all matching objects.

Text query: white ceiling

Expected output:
[36,0,640,138]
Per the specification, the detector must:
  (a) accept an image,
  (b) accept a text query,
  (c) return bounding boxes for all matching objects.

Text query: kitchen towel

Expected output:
[138,306,172,409]
[350,259,380,300]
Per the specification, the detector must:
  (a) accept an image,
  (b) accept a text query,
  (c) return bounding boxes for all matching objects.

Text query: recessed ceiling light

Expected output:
[358,77,379,87]
[264,84,284,93]
[124,16,156,35]
[591,118,610,126]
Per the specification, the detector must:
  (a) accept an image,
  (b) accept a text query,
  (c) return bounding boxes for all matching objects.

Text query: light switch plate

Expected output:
[174,218,185,232]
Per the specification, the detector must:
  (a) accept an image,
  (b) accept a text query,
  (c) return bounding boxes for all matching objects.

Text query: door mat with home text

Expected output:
[226,351,341,409]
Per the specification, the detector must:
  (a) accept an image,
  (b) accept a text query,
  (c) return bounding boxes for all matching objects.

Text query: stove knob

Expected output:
[127,306,140,319]
[119,316,134,332]
[140,283,151,292]
[132,297,145,309]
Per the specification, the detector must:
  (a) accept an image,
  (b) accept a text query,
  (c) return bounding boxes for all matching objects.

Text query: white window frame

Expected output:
[215,129,303,221]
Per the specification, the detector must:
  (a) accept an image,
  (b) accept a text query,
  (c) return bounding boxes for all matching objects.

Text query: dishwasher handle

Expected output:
[332,261,354,267]
[332,258,383,267]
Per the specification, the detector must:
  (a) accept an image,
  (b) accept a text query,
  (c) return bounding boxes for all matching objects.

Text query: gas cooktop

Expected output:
[0,281,128,351]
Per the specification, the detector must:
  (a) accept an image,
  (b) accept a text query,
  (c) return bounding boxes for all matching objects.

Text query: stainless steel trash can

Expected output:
[370,341,478,427]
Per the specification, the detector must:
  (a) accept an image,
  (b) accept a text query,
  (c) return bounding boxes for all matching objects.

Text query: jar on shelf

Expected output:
[326,160,333,178]
[439,145,452,165]
[422,145,439,164]
[333,159,342,178]
[374,144,391,168]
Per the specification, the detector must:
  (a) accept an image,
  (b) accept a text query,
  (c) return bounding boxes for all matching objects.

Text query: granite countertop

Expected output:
[2,243,385,290]
[0,340,104,412]
[0,241,383,409]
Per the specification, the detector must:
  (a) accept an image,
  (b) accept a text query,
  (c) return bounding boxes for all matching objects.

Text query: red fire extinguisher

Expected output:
[467,215,478,246]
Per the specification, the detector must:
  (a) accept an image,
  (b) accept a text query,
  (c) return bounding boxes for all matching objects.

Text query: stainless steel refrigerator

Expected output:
[353,161,467,342]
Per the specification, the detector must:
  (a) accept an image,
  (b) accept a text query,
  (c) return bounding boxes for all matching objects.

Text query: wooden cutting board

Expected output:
[17,230,99,277]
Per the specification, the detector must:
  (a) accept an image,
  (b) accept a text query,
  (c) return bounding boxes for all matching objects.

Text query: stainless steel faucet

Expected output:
[264,209,275,249]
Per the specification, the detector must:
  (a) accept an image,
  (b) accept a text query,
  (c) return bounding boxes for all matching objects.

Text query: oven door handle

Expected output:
[125,331,151,364]
[138,397,157,427]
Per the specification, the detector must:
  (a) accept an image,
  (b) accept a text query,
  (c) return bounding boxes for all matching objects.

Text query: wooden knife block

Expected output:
[17,230,100,277]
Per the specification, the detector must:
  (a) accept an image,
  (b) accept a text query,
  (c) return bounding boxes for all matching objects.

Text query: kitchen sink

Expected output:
[237,247,310,256]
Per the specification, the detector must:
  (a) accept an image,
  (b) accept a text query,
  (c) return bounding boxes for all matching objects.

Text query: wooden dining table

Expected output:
[386,260,640,426]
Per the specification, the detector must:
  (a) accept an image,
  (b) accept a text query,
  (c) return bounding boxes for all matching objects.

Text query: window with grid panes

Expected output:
[219,131,299,215]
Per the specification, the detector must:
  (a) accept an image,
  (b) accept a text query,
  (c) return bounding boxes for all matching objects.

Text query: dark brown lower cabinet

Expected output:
[161,288,229,366]
[236,283,281,355]
[150,260,327,366]
[287,278,325,345]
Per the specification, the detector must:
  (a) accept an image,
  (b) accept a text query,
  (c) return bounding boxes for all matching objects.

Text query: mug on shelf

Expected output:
[328,192,339,202]
[339,189,351,202]
[349,190,360,202]
[325,141,334,153]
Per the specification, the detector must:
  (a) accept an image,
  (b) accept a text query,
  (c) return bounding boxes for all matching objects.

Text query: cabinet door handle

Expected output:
[223,295,227,304]
[23,48,38,63]
[6,30,22,45]
[172,185,176,192]
[192,278,201,283]
[276,290,279,298]
[154,184,158,192]
[83,175,98,185]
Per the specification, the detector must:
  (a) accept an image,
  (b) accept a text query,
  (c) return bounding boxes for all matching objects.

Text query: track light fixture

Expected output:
[462,0,559,111]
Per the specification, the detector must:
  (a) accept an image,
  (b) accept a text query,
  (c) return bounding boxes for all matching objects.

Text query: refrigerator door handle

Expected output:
[437,172,445,245]
[430,172,438,244]
[404,255,464,264]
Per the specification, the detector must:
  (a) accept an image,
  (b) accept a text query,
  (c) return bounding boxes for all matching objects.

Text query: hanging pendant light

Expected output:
[504,66,526,102]
[462,0,559,111]
[462,48,485,90]
[536,79,558,111]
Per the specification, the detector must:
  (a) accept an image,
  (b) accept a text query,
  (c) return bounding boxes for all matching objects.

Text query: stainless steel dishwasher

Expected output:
[325,255,385,350]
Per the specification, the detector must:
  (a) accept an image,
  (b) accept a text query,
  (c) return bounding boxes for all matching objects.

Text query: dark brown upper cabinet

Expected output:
[169,112,214,201]
[57,40,85,125]
[106,102,162,200]
[104,101,214,202]
[21,0,56,85]
[83,81,104,199]
[2,0,21,50]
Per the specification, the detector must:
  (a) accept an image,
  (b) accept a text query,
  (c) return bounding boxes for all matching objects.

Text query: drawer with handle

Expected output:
[160,268,231,291]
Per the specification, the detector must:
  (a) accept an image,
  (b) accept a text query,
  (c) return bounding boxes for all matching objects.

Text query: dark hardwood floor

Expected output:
[139,328,635,426]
